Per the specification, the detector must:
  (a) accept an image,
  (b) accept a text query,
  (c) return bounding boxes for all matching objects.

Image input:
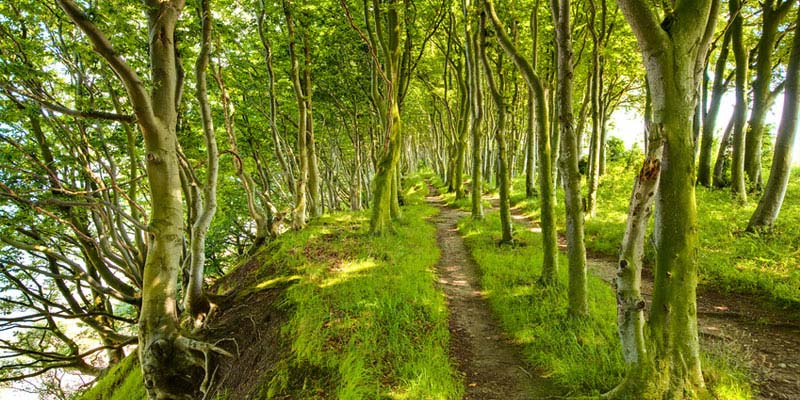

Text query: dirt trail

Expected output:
[426,187,562,400]
[491,196,800,400]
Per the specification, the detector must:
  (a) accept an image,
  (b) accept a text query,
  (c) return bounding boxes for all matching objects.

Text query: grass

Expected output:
[262,173,462,399]
[76,354,145,400]
[77,174,461,400]
[457,208,755,398]
[541,162,800,308]
[458,211,624,395]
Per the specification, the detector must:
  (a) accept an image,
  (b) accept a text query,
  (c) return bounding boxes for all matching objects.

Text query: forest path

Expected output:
[484,194,800,400]
[426,186,563,400]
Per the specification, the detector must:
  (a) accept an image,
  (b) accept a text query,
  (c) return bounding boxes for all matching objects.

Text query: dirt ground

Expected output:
[427,187,564,400]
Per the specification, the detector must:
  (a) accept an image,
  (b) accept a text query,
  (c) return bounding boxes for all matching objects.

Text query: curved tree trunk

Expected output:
[485,0,558,283]
[748,9,800,231]
[479,12,513,244]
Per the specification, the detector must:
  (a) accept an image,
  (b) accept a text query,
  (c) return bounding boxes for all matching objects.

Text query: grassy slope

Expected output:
[511,163,800,308]
[79,174,461,400]
[264,175,461,399]
[77,355,145,400]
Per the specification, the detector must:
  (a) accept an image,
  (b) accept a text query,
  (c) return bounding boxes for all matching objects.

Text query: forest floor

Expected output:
[426,187,564,399]
[484,194,800,400]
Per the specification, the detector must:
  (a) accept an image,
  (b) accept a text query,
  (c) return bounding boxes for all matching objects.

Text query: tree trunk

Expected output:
[697,28,731,187]
[284,0,309,230]
[550,0,588,317]
[184,0,217,323]
[480,12,513,244]
[744,0,793,190]
[729,0,748,203]
[607,1,720,397]
[464,0,484,220]
[485,0,558,282]
[747,9,800,231]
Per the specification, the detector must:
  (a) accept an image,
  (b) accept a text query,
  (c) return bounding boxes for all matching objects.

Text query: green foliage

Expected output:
[76,355,145,400]
[262,174,462,399]
[605,136,626,162]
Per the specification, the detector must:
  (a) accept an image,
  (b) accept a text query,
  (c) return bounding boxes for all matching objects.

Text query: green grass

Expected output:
[76,354,145,400]
[77,174,461,400]
[263,173,463,399]
[509,163,800,308]
[458,211,624,395]
[457,209,755,398]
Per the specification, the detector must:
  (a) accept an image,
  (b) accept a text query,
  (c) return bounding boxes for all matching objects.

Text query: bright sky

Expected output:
[608,94,800,165]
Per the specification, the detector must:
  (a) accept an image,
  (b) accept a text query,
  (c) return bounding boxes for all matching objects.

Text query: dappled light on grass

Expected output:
[262,174,462,399]
[321,258,377,288]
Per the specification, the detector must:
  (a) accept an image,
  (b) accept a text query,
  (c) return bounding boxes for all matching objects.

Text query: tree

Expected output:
[729,0,748,203]
[747,7,800,231]
[607,0,720,397]
[744,0,795,189]
[697,27,732,187]
[55,1,229,398]
[550,0,588,317]
[479,8,513,244]
[484,0,559,283]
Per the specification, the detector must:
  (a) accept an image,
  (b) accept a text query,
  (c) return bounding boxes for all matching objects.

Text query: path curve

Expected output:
[426,187,561,400]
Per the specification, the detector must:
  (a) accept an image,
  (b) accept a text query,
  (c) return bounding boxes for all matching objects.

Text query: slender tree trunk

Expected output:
[730,0,748,203]
[486,0,558,281]
[480,12,512,244]
[184,0,217,323]
[464,0,484,220]
[284,0,309,230]
[744,0,793,190]
[550,0,588,317]
[697,28,731,187]
[748,10,800,231]
[713,115,735,188]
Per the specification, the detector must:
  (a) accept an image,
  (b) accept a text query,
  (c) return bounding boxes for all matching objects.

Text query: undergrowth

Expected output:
[457,210,755,398]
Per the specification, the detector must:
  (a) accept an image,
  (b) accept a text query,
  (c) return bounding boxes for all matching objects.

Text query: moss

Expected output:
[76,354,146,400]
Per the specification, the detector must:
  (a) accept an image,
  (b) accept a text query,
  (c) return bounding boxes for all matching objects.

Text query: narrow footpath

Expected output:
[426,187,562,400]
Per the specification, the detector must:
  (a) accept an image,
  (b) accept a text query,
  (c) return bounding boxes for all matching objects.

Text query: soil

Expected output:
[202,254,291,399]
[489,194,800,400]
[426,186,564,400]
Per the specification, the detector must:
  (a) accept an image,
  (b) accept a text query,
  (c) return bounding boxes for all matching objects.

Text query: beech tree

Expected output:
[550,0,588,317]
[747,8,800,232]
[608,0,720,397]
[55,1,229,398]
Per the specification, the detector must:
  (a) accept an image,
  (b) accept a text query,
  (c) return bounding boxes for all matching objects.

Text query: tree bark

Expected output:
[550,0,588,316]
[606,1,720,397]
[747,8,800,231]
